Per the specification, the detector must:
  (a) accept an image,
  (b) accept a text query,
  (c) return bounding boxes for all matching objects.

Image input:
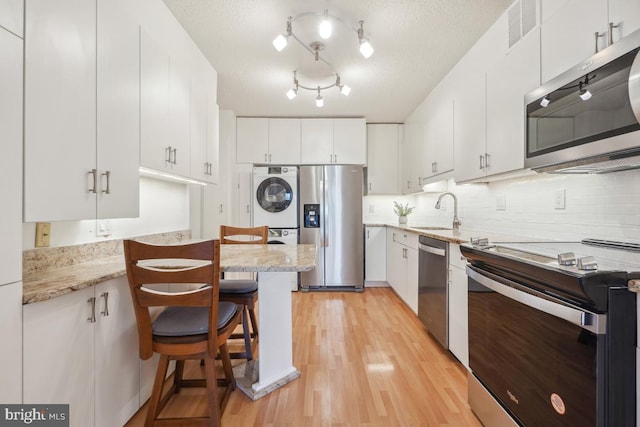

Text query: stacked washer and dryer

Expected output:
[252,166,299,290]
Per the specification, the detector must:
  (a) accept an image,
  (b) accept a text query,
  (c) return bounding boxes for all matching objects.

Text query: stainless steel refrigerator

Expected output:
[299,165,364,291]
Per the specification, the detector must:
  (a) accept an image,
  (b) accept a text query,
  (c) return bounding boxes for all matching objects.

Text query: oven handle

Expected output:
[467,266,606,334]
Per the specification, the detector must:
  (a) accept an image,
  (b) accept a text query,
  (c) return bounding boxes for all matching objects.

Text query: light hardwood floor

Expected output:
[125,287,481,426]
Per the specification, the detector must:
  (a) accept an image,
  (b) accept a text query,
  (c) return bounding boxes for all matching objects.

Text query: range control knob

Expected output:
[577,256,598,271]
[557,252,576,266]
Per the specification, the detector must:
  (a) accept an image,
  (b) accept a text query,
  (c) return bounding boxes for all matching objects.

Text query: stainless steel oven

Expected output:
[461,239,637,427]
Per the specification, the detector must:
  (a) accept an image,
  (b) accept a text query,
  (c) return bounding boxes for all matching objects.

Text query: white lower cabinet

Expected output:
[24,278,140,427]
[365,226,387,282]
[386,228,419,314]
[0,282,22,404]
[448,244,469,368]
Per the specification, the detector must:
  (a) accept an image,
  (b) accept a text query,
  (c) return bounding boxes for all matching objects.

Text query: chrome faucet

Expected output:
[435,192,461,230]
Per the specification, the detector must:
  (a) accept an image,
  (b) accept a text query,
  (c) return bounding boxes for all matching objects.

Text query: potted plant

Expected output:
[393,201,414,225]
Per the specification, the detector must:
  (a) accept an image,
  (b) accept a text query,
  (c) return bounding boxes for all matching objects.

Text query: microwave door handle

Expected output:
[466,266,606,335]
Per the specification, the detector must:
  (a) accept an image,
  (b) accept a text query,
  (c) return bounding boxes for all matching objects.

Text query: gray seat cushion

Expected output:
[219,279,258,294]
[152,302,238,337]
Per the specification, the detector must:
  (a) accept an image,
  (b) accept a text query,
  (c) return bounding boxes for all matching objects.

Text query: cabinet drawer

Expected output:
[449,243,467,270]
[391,229,418,249]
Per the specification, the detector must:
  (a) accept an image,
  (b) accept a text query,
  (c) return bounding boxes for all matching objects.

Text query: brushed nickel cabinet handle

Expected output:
[165,146,171,164]
[265,153,268,162]
[479,154,485,170]
[485,153,491,168]
[594,31,605,53]
[609,22,619,45]
[172,148,177,165]
[101,171,111,194]
[269,154,272,162]
[246,204,250,214]
[88,169,97,194]
[100,292,109,317]
[88,297,96,323]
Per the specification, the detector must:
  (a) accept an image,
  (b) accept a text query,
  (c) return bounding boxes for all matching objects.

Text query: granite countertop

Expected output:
[23,242,317,305]
[370,223,530,244]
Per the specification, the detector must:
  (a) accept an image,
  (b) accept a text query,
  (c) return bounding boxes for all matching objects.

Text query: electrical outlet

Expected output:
[97,220,112,237]
[35,222,51,247]
[496,194,506,211]
[554,189,566,210]
[369,204,375,214]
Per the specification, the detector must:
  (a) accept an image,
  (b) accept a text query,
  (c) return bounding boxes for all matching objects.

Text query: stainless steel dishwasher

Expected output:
[418,235,448,349]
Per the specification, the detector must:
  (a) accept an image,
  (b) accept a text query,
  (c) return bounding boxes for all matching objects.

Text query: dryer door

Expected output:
[256,177,294,213]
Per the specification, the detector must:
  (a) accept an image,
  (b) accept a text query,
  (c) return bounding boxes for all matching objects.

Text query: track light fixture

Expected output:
[273,9,373,106]
[537,73,596,108]
[286,71,351,107]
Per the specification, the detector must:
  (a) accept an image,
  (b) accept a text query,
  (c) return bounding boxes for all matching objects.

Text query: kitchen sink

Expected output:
[410,226,452,231]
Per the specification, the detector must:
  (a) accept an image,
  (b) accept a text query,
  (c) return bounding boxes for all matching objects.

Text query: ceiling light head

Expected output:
[273,17,292,51]
[286,88,297,100]
[319,9,332,39]
[358,21,374,58]
[316,87,324,107]
[540,96,550,107]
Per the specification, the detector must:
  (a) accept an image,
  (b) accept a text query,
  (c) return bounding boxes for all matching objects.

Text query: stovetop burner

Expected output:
[461,238,640,311]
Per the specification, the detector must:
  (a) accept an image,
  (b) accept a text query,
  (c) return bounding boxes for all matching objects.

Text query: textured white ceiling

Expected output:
[162,0,513,122]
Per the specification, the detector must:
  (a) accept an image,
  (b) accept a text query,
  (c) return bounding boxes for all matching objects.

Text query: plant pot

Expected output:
[398,216,407,225]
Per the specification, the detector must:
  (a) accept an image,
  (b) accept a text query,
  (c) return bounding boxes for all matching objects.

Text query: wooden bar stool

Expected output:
[219,225,268,360]
[123,239,241,427]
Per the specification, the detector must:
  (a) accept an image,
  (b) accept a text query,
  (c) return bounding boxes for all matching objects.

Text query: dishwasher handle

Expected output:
[419,243,446,257]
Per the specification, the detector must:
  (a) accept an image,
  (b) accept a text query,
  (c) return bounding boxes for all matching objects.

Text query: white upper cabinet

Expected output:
[301,118,366,164]
[540,0,640,83]
[24,0,97,221]
[268,118,301,164]
[236,117,300,164]
[96,0,140,219]
[300,118,334,164]
[333,118,366,164]
[167,59,190,176]
[189,66,218,183]
[0,27,22,284]
[453,72,487,183]
[400,121,422,194]
[423,96,454,182]
[140,30,170,172]
[0,0,23,37]
[366,124,400,194]
[236,117,269,164]
[486,27,541,178]
[25,0,141,222]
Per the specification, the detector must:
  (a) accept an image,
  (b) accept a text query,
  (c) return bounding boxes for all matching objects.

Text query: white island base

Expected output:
[232,271,300,400]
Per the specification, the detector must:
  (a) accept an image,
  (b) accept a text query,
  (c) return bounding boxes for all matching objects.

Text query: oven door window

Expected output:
[256,177,293,213]
[468,276,599,427]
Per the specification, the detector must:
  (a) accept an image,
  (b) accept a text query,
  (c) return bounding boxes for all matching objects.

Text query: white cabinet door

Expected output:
[168,60,190,176]
[428,99,454,177]
[0,0,23,37]
[24,0,97,221]
[333,118,366,164]
[234,163,253,227]
[366,124,400,194]
[236,117,269,164]
[453,72,487,183]
[0,282,22,403]
[405,247,419,315]
[486,28,540,177]
[96,0,140,219]
[609,0,640,42]
[140,30,170,173]
[401,122,420,194]
[268,118,300,164]
[365,226,387,282]
[190,72,208,181]
[206,101,220,183]
[540,0,607,83]
[94,278,140,427]
[300,118,333,164]
[24,287,96,427]
[449,265,469,368]
[386,229,404,295]
[0,28,21,284]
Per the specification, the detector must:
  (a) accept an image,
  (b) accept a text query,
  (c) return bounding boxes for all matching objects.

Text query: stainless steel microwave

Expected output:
[524,29,640,173]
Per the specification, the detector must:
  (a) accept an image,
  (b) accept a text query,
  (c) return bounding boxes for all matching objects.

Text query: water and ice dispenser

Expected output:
[303,204,320,228]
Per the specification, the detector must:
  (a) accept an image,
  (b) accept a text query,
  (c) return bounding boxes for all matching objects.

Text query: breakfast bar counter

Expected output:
[23,241,317,401]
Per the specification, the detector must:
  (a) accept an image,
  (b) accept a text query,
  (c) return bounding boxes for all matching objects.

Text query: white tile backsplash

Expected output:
[364,170,640,242]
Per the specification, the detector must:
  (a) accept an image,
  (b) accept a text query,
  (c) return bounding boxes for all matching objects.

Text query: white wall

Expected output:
[22,177,191,248]
[364,169,640,242]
